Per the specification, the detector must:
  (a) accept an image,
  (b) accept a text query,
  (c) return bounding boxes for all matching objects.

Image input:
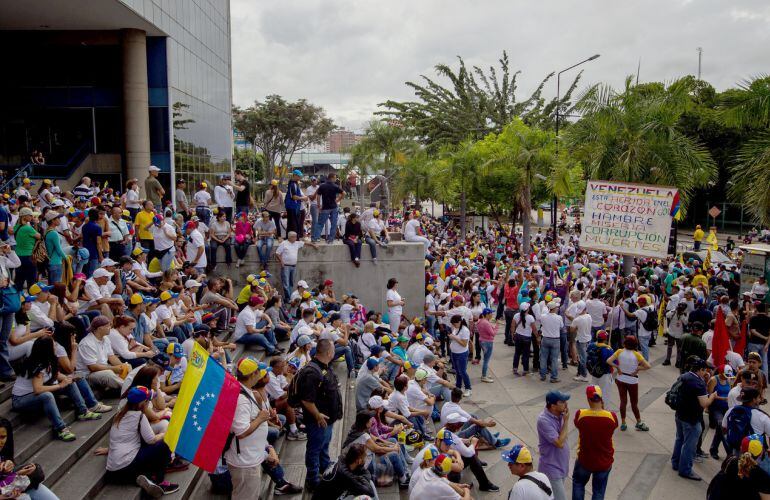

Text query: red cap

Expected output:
[597,330,609,340]
[323,279,334,286]
[586,385,603,401]
[249,294,265,307]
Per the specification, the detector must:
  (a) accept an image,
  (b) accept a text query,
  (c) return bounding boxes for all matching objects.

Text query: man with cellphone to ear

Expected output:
[537,390,570,500]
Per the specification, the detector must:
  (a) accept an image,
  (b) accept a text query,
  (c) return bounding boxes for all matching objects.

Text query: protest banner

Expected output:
[579,180,679,259]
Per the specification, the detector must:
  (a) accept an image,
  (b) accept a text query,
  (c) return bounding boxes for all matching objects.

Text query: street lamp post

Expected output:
[553,54,600,238]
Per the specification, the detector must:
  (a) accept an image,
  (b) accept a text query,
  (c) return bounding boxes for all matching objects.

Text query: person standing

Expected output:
[304,176,320,241]
[13,207,40,291]
[448,315,472,397]
[214,174,235,221]
[386,278,404,335]
[193,182,212,226]
[540,301,564,383]
[276,231,310,302]
[537,391,570,500]
[233,170,251,216]
[313,172,344,244]
[263,180,284,239]
[693,225,704,251]
[589,330,616,410]
[107,205,130,261]
[605,335,651,432]
[503,444,553,500]
[175,178,189,219]
[572,385,618,500]
[297,339,343,490]
[671,356,716,481]
[747,304,770,378]
[285,170,306,237]
[144,165,164,206]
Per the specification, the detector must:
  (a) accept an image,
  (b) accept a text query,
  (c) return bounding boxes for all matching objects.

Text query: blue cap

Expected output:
[126,386,152,404]
[366,357,381,370]
[545,390,571,405]
[287,357,301,369]
[370,345,384,356]
[151,353,170,368]
[292,169,302,176]
[481,308,495,316]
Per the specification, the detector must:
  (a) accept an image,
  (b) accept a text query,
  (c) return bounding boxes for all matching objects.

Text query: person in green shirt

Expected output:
[13,207,41,290]
[44,211,66,283]
[679,321,708,374]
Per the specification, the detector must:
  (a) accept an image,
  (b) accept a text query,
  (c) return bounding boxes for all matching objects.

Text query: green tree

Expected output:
[566,76,717,271]
[475,119,559,252]
[432,140,481,238]
[233,148,264,180]
[391,149,438,208]
[379,51,581,151]
[232,95,334,181]
[720,76,770,226]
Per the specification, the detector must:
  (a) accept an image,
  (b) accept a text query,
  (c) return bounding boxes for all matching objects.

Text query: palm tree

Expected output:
[392,149,437,208]
[566,76,717,273]
[433,140,480,238]
[720,75,770,226]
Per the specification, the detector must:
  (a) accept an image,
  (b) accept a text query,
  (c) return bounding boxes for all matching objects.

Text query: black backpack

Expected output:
[586,343,608,378]
[665,375,685,411]
[287,362,323,407]
[641,306,658,332]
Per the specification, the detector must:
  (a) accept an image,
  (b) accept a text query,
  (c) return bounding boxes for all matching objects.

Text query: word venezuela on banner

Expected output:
[580,180,679,259]
[165,342,240,472]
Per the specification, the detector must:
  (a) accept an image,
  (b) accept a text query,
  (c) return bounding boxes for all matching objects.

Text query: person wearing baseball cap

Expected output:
[159,342,187,394]
[537,390,570,499]
[405,367,435,438]
[572,385,619,498]
[232,294,281,356]
[503,444,553,499]
[355,357,390,411]
[76,315,131,391]
[587,330,616,410]
[410,450,471,500]
[538,299,565,383]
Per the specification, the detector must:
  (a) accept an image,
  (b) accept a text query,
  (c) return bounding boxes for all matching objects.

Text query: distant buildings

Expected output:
[326,128,362,153]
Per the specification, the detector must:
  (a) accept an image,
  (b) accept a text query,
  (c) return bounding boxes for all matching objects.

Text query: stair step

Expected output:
[0,382,11,404]
[50,434,110,500]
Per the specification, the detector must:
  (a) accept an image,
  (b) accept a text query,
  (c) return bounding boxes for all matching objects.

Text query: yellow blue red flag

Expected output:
[164,342,240,472]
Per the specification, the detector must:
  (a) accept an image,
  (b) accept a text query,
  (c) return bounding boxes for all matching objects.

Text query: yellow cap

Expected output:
[201,182,208,189]
[271,179,279,186]
[160,290,174,301]
[302,291,311,299]
[380,335,391,344]
[373,209,380,216]
[236,357,259,376]
[246,274,256,283]
[122,209,130,217]
[130,293,144,305]
[22,178,30,184]
[132,247,145,256]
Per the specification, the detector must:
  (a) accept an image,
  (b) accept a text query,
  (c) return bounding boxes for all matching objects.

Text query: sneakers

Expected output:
[136,475,163,498]
[550,378,560,383]
[495,437,511,448]
[481,376,495,383]
[286,431,307,441]
[635,422,650,432]
[159,481,179,495]
[462,389,472,398]
[166,457,189,472]
[89,402,113,413]
[573,375,589,382]
[274,482,303,495]
[398,477,410,490]
[77,411,102,421]
[57,427,76,442]
[480,483,500,492]
[372,258,378,265]
[662,360,671,366]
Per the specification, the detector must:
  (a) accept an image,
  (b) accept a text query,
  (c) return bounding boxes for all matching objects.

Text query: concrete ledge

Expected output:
[216,241,425,318]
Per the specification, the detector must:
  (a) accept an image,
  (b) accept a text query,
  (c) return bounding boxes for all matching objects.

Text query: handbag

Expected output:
[32,235,49,265]
[0,285,21,314]
[25,463,44,490]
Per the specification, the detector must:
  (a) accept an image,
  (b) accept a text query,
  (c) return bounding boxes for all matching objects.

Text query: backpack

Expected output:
[725,405,754,450]
[665,375,685,411]
[32,231,51,265]
[640,306,658,332]
[287,362,323,407]
[586,343,608,378]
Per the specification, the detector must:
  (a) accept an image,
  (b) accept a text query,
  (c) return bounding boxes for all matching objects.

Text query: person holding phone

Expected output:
[536,390,571,500]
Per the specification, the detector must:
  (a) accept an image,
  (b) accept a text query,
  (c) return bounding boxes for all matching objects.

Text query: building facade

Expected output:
[0,0,232,199]
[326,127,361,153]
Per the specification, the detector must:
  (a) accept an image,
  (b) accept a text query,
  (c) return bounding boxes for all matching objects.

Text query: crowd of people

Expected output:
[0,165,768,499]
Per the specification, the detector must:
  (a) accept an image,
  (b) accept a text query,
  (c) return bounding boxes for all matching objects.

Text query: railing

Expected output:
[0,163,34,194]
[0,142,93,195]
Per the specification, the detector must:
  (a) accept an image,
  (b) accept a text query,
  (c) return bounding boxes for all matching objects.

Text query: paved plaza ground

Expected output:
[412,324,716,500]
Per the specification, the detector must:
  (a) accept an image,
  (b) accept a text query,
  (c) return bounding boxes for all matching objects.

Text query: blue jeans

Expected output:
[571,461,611,500]
[576,341,588,377]
[160,248,175,271]
[334,345,355,373]
[236,330,278,353]
[638,336,650,362]
[314,209,338,243]
[457,421,498,447]
[257,238,274,264]
[27,484,59,500]
[368,451,406,480]
[281,265,295,301]
[12,383,91,432]
[429,383,452,402]
[48,264,63,284]
[540,337,561,380]
[364,236,377,259]
[409,415,426,436]
[480,341,494,377]
[0,312,14,378]
[451,351,471,389]
[672,416,701,476]
[305,420,334,486]
[86,258,99,278]
[310,204,319,236]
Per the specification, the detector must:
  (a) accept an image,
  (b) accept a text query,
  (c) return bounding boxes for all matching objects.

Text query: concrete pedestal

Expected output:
[121,28,151,191]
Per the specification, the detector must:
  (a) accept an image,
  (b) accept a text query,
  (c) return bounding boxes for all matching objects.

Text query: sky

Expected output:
[230,0,770,132]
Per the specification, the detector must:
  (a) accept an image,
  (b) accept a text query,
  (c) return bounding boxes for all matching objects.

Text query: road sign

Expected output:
[709,206,721,219]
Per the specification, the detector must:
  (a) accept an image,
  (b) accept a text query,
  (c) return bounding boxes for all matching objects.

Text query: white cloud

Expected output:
[231,0,770,130]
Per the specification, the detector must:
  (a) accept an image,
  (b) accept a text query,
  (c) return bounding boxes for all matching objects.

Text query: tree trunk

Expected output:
[460,188,467,239]
[522,182,532,255]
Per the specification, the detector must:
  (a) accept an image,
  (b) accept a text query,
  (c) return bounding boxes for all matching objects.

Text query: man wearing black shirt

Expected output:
[298,339,343,490]
[748,304,770,378]
[312,173,344,244]
[234,170,251,215]
[672,356,716,481]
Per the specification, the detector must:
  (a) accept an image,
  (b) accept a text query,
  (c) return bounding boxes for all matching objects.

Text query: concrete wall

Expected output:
[54,154,122,192]
[217,241,426,319]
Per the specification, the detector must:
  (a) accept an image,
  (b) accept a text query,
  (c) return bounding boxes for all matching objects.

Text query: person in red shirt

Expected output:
[503,274,521,346]
[572,385,618,500]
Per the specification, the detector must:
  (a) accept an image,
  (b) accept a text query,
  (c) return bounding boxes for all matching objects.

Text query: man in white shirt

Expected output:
[441,389,508,449]
[539,301,564,382]
[570,303,592,382]
[107,205,131,260]
[184,221,207,272]
[622,296,655,361]
[27,282,57,331]
[585,290,608,337]
[503,444,554,500]
[275,231,316,301]
[233,295,280,356]
[405,368,435,437]
[83,268,123,317]
[213,175,235,221]
[76,315,130,390]
[151,216,177,271]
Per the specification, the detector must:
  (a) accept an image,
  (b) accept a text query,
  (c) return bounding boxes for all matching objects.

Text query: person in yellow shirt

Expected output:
[706,226,718,251]
[691,268,709,291]
[236,274,260,310]
[692,225,704,250]
[134,200,156,253]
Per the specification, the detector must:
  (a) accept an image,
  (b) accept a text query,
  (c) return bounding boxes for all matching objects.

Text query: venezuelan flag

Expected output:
[165,342,240,472]
[670,192,681,220]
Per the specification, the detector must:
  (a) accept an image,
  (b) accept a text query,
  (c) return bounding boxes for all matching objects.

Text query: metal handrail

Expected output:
[0,163,33,194]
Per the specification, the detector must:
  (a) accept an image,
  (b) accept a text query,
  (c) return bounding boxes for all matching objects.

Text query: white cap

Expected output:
[368,395,385,409]
[51,198,65,207]
[520,302,531,311]
[297,280,308,288]
[148,165,161,172]
[547,301,560,310]
[100,258,117,267]
[92,268,111,279]
[575,300,586,313]
[445,412,469,424]
[424,336,434,346]
[185,279,202,289]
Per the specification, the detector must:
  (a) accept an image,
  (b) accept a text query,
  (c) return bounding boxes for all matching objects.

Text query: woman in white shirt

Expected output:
[402,211,430,254]
[448,315,472,397]
[193,182,212,225]
[124,179,141,220]
[512,302,537,376]
[606,335,651,432]
[105,386,176,497]
[341,410,410,489]
[386,278,405,335]
[108,316,154,368]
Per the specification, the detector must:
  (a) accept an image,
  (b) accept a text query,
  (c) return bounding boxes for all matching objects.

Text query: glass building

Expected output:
[0,0,232,200]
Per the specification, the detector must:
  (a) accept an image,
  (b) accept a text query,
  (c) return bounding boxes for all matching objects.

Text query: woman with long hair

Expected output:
[124,179,141,220]
[342,411,410,489]
[122,365,172,433]
[0,417,59,499]
[448,314,472,397]
[386,278,404,336]
[512,302,536,376]
[105,386,177,496]
[11,337,102,441]
[263,180,284,239]
[707,364,733,459]
[311,443,376,500]
[8,299,44,362]
[469,291,484,365]
[606,335,651,432]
